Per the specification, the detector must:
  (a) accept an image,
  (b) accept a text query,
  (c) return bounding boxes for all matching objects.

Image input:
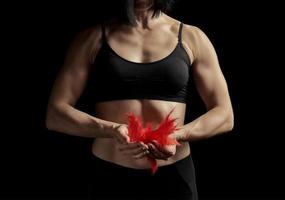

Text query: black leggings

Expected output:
[87,153,199,200]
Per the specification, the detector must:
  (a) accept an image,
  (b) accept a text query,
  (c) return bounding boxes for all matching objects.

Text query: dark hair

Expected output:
[115,0,176,26]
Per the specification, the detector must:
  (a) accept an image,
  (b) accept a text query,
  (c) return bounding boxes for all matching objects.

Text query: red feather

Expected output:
[126,108,180,174]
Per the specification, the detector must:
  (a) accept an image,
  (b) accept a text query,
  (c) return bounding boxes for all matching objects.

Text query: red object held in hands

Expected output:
[126,108,181,174]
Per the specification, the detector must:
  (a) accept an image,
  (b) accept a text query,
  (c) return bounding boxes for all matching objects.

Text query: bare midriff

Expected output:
[92,99,190,169]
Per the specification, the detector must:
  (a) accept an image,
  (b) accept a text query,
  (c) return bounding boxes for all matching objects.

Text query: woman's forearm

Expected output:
[178,106,234,142]
[45,103,121,138]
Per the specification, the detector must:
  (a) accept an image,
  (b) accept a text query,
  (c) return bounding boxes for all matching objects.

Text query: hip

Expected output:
[87,151,199,200]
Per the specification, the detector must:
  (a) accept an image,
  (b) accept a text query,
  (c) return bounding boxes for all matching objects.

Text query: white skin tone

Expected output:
[46,0,234,168]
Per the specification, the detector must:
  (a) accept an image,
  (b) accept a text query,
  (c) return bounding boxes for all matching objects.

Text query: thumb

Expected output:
[169,132,178,140]
[121,131,130,143]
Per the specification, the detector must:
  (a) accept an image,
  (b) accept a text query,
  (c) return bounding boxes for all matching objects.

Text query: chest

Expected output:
[93,44,190,94]
[106,27,179,64]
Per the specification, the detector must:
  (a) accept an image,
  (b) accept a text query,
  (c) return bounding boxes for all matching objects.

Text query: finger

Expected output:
[147,152,157,159]
[123,134,131,143]
[118,134,129,144]
[155,146,173,157]
[169,133,178,140]
[148,143,167,160]
[150,141,173,157]
[122,143,149,156]
[114,124,129,143]
[115,135,125,144]
[147,150,168,160]
[122,145,146,156]
[150,140,165,153]
[133,150,150,159]
[141,142,149,150]
[118,142,145,151]
[151,140,162,149]
[148,143,162,156]
[119,133,130,144]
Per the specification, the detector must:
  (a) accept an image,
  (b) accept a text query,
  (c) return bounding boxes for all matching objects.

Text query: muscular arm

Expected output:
[45,27,120,138]
[176,26,234,142]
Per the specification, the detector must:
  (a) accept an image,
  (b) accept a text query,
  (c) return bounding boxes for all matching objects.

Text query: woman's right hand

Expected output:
[111,124,130,144]
[111,124,149,159]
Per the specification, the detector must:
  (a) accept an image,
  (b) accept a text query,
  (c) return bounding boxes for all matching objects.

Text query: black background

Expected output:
[2,0,284,199]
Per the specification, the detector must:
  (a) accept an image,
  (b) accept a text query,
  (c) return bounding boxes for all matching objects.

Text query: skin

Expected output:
[46,0,234,169]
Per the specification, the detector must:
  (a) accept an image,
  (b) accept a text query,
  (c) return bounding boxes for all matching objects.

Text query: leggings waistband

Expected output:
[90,152,193,175]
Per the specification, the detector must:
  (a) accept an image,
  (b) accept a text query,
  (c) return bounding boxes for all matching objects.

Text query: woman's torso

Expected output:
[89,14,194,169]
[92,100,189,169]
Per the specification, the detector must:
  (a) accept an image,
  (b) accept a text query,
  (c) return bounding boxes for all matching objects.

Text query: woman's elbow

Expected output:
[225,110,234,132]
[45,104,60,131]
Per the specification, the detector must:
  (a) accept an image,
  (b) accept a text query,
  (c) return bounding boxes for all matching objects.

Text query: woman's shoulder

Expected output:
[183,24,206,38]
[74,24,103,45]
[67,24,105,58]
[164,14,205,37]
[63,24,105,64]
[181,23,213,52]
[165,16,213,61]
[181,23,218,63]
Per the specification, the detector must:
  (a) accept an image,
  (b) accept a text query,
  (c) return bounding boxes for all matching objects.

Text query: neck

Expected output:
[134,0,157,28]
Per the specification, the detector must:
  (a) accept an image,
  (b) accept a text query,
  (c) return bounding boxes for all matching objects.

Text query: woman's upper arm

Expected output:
[185,25,232,110]
[48,26,102,107]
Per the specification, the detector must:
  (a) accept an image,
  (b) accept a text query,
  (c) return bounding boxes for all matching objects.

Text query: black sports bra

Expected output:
[88,22,191,103]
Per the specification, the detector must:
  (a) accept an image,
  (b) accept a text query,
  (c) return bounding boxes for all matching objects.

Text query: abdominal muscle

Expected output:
[92,99,191,169]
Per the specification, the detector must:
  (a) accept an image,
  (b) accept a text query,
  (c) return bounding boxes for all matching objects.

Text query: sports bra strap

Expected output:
[178,22,183,43]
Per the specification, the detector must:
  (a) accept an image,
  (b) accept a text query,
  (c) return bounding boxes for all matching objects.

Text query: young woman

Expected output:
[46,0,234,199]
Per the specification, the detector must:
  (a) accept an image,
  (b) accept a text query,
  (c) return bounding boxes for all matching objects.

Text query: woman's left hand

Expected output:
[147,126,187,160]
[147,141,176,160]
[168,125,188,142]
